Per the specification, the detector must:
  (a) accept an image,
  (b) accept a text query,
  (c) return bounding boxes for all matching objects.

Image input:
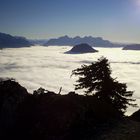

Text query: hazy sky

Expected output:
[0,0,140,43]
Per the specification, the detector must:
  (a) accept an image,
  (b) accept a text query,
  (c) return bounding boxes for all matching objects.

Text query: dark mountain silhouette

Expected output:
[43,35,122,47]
[0,32,32,48]
[123,44,140,50]
[65,43,98,54]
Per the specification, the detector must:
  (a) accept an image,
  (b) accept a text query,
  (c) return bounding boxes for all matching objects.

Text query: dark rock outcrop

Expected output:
[65,43,98,54]
[0,32,32,48]
[130,109,140,121]
[0,78,122,140]
[0,78,139,140]
[0,78,28,138]
[44,35,122,47]
[123,44,140,50]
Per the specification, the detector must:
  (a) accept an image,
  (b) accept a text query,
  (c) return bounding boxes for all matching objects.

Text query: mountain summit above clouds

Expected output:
[65,43,98,54]
[0,32,32,48]
[44,35,122,47]
[123,44,140,50]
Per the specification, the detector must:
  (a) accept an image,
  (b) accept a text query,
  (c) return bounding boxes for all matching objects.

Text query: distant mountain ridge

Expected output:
[0,32,32,48]
[44,35,123,47]
[123,44,140,50]
[29,39,48,45]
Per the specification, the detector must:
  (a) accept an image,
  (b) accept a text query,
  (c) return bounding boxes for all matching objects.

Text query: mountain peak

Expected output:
[65,43,98,54]
[0,32,32,48]
[44,35,120,47]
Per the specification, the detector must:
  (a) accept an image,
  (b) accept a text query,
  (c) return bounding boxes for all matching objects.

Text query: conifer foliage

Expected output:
[72,57,136,114]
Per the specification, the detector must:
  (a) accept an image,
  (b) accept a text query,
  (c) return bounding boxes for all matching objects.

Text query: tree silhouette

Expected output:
[72,57,136,114]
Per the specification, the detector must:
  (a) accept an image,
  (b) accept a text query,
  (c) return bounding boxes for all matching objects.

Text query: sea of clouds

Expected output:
[0,46,140,115]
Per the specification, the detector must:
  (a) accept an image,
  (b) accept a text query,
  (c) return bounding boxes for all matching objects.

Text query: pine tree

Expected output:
[72,57,136,114]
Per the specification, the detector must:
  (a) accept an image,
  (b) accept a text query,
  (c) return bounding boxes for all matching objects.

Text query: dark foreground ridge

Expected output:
[0,78,140,140]
[65,43,98,54]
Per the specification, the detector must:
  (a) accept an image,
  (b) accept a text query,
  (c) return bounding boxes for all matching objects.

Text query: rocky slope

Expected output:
[0,32,32,48]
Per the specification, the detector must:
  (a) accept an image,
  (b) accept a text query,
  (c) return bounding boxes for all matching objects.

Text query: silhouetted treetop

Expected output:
[72,57,136,114]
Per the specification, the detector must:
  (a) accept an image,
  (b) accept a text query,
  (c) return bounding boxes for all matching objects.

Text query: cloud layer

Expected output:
[0,46,140,115]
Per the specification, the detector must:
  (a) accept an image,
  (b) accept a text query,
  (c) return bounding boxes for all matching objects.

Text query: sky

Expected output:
[0,0,140,43]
